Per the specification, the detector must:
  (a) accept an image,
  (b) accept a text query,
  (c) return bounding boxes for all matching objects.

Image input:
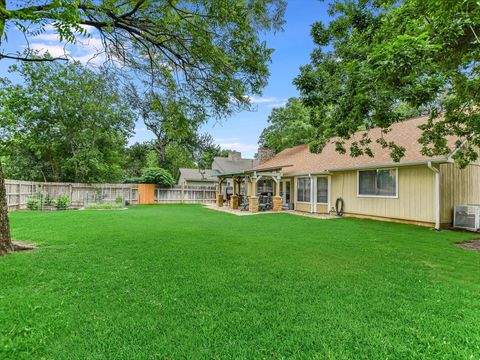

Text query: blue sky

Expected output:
[195,0,330,158]
[0,0,331,158]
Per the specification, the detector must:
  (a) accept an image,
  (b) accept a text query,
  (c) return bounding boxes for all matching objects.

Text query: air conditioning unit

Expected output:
[453,205,480,232]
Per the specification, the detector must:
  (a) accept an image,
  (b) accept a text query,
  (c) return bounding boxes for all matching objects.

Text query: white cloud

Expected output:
[29,43,69,58]
[266,100,288,108]
[248,96,280,104]
[244,96,288,108]
[28,25,106,65]
[217,142,258,153]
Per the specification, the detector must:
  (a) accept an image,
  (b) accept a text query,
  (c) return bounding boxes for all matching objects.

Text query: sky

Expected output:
[0,0,331,159]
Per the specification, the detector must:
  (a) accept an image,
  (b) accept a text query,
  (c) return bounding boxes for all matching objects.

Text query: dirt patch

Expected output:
[12,241,37,252]
[456,239,480,252]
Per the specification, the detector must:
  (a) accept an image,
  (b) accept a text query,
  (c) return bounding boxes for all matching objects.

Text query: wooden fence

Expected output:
[156,185,216,204]
[5,180,216,210]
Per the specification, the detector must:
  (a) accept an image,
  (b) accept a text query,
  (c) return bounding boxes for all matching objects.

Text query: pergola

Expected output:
[215,166,288,213]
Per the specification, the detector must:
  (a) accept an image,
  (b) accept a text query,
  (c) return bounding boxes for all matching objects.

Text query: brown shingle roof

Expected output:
[255,115,460,175]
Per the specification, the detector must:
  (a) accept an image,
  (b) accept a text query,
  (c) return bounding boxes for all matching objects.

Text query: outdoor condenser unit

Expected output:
[453,205,480,232]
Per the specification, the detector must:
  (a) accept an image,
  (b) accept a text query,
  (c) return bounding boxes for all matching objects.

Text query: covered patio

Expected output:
[214,167,284,213]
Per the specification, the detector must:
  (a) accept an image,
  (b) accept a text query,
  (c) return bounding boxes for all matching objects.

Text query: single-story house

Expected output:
[177,151,259,189]
[177,168,219,186]
[215,116,480,229]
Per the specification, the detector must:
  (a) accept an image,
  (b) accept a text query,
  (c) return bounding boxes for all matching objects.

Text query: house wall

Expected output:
[296,202,311,212]
[440,162,480,225]
[292,176,329,214]
[329,165,436,224]
[316,204,329,213]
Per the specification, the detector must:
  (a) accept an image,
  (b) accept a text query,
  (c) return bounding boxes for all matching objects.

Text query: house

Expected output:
[177,168,219,186]
[215,116,480,229]
[177,151,259,188]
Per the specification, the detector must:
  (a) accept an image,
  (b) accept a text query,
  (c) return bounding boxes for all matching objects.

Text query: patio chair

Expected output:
[240,195,249,211]
[259,195,269,211]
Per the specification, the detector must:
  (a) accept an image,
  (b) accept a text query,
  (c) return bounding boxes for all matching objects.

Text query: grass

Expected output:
[1,205,480,359]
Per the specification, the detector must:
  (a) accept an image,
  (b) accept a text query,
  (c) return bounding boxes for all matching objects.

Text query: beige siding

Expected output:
[440,163,480,224]
[296,202,311,212]
[329,165,436,223]
[316,204,329,214]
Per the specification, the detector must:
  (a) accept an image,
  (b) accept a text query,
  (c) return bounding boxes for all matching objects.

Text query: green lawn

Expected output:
[1,205,480,359]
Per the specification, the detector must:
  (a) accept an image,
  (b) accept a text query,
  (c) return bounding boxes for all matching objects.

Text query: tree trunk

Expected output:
[0,159,13,255]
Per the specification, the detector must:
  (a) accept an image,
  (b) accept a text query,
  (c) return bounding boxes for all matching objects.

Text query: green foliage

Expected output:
[124,142,156,179]
[115,196,123,205]
[123,177,144,184]
[140,167,175,187]
[26,196,41,211]
[295,0,480,166]
[53,195,70,210]
[258,98,316,153]
[0,61,134,183]
[194,134,230,170]
[4,206,480,358]
[85,202,123,210]
[1,0,286,132]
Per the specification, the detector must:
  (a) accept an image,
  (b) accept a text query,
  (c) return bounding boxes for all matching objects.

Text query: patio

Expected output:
[214,168,285,213]
[205,203,335,219]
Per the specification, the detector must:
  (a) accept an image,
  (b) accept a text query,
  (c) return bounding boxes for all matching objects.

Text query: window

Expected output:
[297,178,311,202]
[317,177,328,204]
[358,169,397,197]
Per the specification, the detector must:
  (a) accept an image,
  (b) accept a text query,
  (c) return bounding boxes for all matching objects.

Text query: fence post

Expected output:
[181,184,185,204]
[17,182,21,210]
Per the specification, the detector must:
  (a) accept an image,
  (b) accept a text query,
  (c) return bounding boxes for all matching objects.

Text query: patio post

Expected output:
[272,174,282,211]
[249,174,258,213]
[231,176,239,209]
[216,178,224,207]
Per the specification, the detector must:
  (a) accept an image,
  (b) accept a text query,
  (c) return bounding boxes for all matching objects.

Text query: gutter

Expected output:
[427,161,441,230]
[327,158,450,172]
[285,158,451,177]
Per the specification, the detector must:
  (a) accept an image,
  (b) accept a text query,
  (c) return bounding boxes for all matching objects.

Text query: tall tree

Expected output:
[0,0,285,254]
[193,134,230,170]
[294,0,480,164]
[128,88,203,165]
[0,61,134,183]
[258,97,315,153]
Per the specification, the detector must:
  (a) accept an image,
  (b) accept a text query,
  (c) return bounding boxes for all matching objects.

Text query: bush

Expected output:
[27,196,41,210]
[54,195,70,210]
[140,167,175,186]
[123,176,143,184]
[115,196,123,204]
[43,193,53,206]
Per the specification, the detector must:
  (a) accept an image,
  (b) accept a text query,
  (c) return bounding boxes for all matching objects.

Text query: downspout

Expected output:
[427,161,441,230]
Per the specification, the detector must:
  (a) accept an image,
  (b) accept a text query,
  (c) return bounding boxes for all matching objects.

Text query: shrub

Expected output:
[140,167,175,187]
[27,196,41,210]
[123,177,143,184]
[115,196,123,204]
[43,193,53,206]
[54,195,70,210]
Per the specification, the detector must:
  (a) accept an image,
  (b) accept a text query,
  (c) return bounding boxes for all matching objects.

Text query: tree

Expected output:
[124,142,156,179]
[128,88,203,166]
[258,98,315,153]
[190,133,229,170]
[294,0,480,165]
[0,0,285,254]
[0,61,134,183]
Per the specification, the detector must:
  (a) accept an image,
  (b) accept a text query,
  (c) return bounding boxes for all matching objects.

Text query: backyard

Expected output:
[1,205,480,359]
